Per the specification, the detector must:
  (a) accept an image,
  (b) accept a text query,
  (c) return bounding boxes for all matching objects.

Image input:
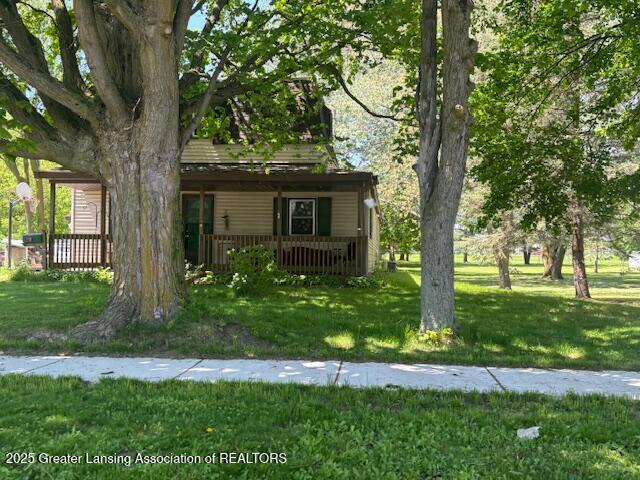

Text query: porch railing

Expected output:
[46,233,367,275]
[49,234,112,270]
[200,234,367,276]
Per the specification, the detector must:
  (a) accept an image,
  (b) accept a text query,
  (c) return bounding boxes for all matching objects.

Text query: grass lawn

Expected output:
[0,258,638,370]
[0,375,638,479]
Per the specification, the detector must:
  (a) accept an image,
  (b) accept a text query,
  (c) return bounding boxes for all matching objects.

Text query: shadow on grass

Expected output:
[1,267,639,370]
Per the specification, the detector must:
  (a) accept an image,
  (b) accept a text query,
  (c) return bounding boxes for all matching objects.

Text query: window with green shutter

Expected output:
[289,199,315,235]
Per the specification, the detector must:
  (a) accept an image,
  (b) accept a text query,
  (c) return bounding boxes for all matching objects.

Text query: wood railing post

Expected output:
[357,186,365,275]
[277,189,283,267]
[48,181,56,269]
[100,185,107,266]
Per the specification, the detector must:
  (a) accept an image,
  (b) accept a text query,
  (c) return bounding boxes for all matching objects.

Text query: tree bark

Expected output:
[496,251,512,289]
[30,160,46,232]
[571,208,591,299]
[522,243,531,265]
[387,246,398,272]
[542,239,565,280]
[416,0,476,334]
[463,251,468,263]
[72,10,186,341]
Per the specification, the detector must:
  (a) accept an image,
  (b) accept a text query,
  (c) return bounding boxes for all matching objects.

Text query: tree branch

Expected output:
[103,0,143,36]
[2,155,27,183]
[414,0,440,201]
[179,0,230,94]
[327,65,399,121]
[0,39,97,126]
[74,0,129,122]
[174,0,195,55]
[0,1,90,132]
[180,47,232,150]
[0,73,60,140]
[51,0,85,93]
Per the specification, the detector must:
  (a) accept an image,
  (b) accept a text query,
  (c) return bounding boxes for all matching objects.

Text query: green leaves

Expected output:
[470,0,640,233]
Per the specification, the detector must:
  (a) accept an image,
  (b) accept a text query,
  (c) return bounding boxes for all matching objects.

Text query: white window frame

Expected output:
[289,198,316,236]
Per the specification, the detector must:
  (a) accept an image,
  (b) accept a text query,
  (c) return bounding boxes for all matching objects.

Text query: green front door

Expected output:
[183,194,213,265]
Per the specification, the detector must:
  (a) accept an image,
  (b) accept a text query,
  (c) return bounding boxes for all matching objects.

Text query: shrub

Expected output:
[184,249,385,291]
[9,264,38,282]
[346,275,385,288]
[417,327,456,346]
[227,245,281,295]
[9,266,113,284]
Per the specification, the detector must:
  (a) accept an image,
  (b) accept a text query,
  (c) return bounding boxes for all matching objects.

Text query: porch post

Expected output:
[198,185,204,264]
[277,188,283,267]
[100,185,107,266]
[48,180,56,269]
[357,186,365,275]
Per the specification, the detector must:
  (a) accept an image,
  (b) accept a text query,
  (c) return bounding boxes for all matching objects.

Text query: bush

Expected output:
[227,245,281,295]
[346,275,385,288]
[9,265,113,284]
[184,262,231,286]
[183,249,386,292]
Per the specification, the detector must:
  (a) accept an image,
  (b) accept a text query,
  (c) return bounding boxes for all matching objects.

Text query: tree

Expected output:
[0,0,375,339]
[471,0,640,299]
[414,0,477,332]
[380,203,419,266]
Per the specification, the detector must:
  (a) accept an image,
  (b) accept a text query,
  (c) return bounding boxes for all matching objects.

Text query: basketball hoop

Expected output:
[15,182,39,208]
[16,182,33,202]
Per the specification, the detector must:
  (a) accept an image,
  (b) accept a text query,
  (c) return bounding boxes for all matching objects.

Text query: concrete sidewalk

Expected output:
[1,355,639,399]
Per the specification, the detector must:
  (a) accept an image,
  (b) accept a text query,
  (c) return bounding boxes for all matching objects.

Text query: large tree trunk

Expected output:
[73,132,185,340]
[571,208,591,299]
[416,0,475,334]
[421,193,459,331]
[72,20,185,341]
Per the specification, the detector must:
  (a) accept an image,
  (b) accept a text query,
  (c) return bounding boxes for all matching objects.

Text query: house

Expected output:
[34,98,381,276]
[1,238,43,269]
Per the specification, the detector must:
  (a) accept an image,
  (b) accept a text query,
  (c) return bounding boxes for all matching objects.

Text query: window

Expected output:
[369,208,373,239]
[289,199,315,235]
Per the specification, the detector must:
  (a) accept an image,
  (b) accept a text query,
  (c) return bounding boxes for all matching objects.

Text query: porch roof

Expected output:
[34,165,377,192]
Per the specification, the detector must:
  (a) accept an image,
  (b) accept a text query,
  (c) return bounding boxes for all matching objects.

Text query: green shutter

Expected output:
[282,197,289,235]
[317,197,332,236]
[273,197,289,235]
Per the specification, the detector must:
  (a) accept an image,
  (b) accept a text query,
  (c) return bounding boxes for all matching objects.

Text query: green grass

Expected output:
[0,375,638,479]
[0,258,639,370]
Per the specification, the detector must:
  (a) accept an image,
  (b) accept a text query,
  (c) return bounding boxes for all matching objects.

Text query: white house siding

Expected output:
[68,188,109,265]
[367,205,381,274]
[70,188,381,274]
[71,188,110,234]
[210,191,358,237]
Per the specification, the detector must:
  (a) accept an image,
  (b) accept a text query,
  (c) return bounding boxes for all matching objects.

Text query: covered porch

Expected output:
[35,167,379,276]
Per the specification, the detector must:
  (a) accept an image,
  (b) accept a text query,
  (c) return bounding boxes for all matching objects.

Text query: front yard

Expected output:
[0,259,639,370]
[0,375,638,479]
